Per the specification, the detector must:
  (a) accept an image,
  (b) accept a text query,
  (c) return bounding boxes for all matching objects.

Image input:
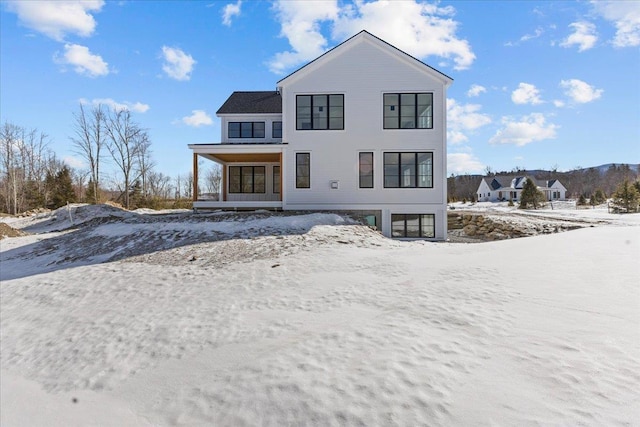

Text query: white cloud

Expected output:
[489,113,558,146]
[63,155,86,170]
[560,22,598,52]
[520,27,544,42]
[447,98,492,145]
[559,79,603,104]
[592,0,640,48]
[6,0,104,41]
[553,99,565,108]
[222,0,242,26]
[80,98,150,113]
[161,46,196,81]
[55,43,109,77]
[467,84,486,97]
[268,0,475,74]
[332,1,475,70]
[447,152,485,174]
[511,83,543,105]
[267,1,340,74]
[181,110,213,127]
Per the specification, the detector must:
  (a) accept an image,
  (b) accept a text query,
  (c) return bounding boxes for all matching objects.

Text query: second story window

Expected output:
[296,94,344,130]
[383,93,433,129]
[272,121,282,138]
[228,122,265,138]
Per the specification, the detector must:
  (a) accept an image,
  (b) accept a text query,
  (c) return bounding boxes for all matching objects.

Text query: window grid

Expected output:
[296,94,344,130]
[383,152,433,188]
[383,93,433,129]
[228,166,266,193]
[228,122,266,138]
[391,214,435,238]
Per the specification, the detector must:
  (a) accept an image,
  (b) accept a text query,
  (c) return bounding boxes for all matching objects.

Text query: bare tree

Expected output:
[135,133,154,199]
[148,171,172,200]
[0,122,52,214]
[204,164,222,199]
[105,108,147,209]
[71,103,106,203]
[174,174,182,199]
[0,122,23,214]
[72,168,89,202]
[183,172,193,200]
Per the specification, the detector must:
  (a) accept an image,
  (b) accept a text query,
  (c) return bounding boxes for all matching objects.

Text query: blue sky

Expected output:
[1,0,639,181]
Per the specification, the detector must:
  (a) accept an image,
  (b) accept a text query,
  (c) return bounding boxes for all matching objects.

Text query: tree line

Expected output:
[447,164,640,204]
[0,104,221,215]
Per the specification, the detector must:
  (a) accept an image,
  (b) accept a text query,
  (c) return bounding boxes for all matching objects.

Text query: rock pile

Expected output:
[448,212,584,241]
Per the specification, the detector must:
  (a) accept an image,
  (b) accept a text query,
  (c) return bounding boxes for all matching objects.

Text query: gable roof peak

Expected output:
[277,30,453,86]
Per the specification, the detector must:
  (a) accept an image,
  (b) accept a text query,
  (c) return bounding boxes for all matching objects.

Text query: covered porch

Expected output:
[189,143,285,210]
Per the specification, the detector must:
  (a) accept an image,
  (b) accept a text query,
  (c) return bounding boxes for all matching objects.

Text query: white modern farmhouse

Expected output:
[476,176,567,202]
[189,31,453,239]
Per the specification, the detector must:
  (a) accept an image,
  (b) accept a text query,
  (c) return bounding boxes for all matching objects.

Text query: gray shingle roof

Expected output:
[482,175,558,190]
[216,91,282,114]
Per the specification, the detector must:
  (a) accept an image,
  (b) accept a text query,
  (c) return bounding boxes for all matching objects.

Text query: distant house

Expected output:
[188,30,453,239]
[476,176,567,202]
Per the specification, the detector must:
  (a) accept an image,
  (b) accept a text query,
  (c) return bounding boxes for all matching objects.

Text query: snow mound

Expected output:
[0,210,387,280]
[1,223,638,426]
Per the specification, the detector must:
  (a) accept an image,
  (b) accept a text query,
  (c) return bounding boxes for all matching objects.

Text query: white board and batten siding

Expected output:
[278,33,451,239]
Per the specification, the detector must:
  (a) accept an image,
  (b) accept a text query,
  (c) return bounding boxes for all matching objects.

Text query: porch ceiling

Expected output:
[201,153,281,163]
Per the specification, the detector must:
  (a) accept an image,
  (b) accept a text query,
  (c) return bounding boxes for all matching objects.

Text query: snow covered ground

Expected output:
[1,204,639,426]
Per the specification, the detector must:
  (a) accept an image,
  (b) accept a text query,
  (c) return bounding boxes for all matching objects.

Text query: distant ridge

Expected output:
[592,163,640,174]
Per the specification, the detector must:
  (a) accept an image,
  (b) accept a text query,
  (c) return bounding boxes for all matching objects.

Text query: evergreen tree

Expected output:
[593,189,606,205]
[611,180,639,213]
[47,166,76,209]
[519,178,545,209]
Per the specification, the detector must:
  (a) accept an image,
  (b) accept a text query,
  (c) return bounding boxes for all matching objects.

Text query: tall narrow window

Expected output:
[359,152,374,188]
[273,166,280,194]
[383,152,433,188]
[383,93,433,129]
[296,153,310,188]
[272,121,282,138]
[296,95,344,130]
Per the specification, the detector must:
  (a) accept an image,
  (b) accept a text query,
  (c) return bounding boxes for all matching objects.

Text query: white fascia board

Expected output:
[189,144,285,154]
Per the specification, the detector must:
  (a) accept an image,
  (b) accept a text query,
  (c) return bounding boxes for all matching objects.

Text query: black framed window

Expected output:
[391,214,435,238]
[296,153,310,188]
[228,122,265,138]
[383,93,433,129]
[296,94,344,130]
[273,166,280,194]
[272,121,282,138]
[228,166,265,193]
[383,152,432,188]
[359,152,374,188]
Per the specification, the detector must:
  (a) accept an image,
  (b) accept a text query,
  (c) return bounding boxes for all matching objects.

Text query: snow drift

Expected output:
[1,204,639,426]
